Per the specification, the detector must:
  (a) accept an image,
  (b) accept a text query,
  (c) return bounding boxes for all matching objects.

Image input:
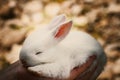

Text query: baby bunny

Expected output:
[20,14,106,79]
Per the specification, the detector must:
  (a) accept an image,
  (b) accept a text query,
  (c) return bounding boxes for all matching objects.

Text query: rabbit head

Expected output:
[20,14,73,66]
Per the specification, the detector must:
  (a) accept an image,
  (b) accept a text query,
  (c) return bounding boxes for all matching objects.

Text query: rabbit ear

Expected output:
[48,14,66,30]
[52,20,72,40]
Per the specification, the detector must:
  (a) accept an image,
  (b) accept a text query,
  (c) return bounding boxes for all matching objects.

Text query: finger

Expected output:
[75,61,97,80]
[67,55,97,80]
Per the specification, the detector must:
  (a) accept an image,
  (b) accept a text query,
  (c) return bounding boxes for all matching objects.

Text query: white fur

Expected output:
[20,15,106,79]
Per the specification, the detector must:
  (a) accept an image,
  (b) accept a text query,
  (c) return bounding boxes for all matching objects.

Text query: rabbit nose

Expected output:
[20,59,29,67]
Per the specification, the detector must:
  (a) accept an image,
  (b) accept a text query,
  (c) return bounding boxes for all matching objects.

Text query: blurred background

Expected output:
[0,0,120,80]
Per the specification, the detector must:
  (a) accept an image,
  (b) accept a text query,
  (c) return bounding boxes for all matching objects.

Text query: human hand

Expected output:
[17,55,97,80]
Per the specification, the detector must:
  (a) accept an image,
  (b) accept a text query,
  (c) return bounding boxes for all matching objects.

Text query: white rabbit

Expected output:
[20,14,106,79]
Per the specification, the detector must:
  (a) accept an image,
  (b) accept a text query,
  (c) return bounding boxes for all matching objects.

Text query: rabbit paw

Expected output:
[28,63,70,79]
[28,66,43,75]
